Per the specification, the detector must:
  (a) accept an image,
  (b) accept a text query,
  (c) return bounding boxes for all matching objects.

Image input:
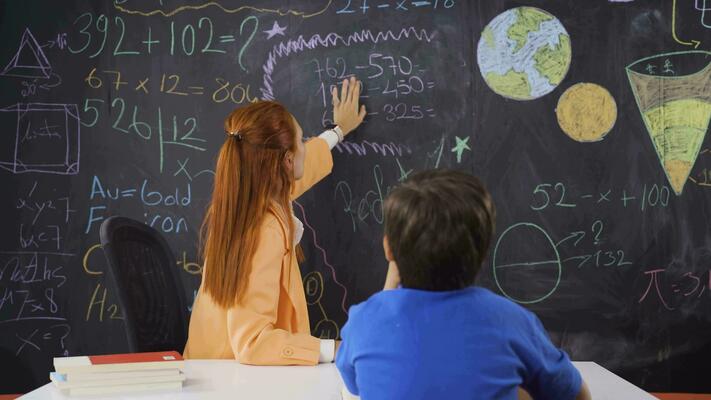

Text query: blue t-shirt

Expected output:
[336,286,581,400]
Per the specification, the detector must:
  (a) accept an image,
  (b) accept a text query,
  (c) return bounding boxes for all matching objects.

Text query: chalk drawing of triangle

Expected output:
[1,28,52,79]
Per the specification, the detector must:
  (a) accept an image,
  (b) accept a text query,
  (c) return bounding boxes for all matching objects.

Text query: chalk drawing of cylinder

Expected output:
[0,103,80,175]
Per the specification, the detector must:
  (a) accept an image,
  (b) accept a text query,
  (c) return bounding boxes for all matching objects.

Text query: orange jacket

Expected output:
[183,138,333,365]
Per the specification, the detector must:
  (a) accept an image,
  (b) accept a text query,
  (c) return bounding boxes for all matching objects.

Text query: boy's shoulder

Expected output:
[349,286,536,325]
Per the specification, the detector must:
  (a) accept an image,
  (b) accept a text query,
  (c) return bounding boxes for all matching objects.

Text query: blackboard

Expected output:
[1,0,710,394]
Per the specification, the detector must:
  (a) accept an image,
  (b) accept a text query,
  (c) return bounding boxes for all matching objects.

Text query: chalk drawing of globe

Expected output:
[477,7,572,101]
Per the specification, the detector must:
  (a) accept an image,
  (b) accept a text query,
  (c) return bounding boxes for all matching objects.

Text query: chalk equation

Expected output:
[335,0,455,14]
[67,13,259,71]
[639,267,711,311]
[79,97,205,173]
[83,68,258,104]
[85,176,192,234]
[529,182,673,212]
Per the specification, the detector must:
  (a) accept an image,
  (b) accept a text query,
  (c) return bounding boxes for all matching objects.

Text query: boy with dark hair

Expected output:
[336,169,591,400]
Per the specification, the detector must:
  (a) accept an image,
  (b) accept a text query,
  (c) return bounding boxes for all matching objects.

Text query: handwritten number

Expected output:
[199,17,225,54]
[182,24,195,55]
[553,183,576,208]
[114,17,138,55]
[337,0,356,13]
[181,118,203,142]
[81,98,104,127]
[530,184,552,211]
[89,15,108,58]
[164,74,182,95]
[110,98,129,133]
[617,250,633,266]
[368,53,384,78]
[108,304,122,319]
[69,13,93,54]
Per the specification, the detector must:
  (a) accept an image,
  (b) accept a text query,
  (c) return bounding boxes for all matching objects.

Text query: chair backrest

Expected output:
[99,216,189,353]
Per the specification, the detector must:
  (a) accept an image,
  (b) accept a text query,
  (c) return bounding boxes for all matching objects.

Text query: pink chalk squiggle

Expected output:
[294,201,349,315]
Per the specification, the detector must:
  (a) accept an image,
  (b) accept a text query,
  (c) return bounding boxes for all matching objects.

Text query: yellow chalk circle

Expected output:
[556,83,617,142]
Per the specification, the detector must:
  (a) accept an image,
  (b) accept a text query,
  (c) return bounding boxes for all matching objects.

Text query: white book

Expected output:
[51,371,185,389]
[57,368,181,383]
[53,351,184,374]
[58,380,183,396]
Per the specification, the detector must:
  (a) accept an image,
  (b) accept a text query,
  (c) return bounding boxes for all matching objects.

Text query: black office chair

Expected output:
[99,216,189,353]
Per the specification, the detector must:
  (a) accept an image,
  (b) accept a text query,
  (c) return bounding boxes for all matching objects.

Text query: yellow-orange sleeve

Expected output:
[291,137,334,200]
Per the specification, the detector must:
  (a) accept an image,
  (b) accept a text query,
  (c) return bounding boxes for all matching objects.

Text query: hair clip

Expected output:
[227,130,243,141]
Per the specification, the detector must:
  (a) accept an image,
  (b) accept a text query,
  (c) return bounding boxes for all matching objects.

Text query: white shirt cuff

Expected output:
[318,130,339,150]
[342,386,360,399]
[318,339,335,363]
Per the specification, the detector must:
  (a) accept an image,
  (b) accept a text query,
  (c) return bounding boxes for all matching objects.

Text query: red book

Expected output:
[54,351,184,373]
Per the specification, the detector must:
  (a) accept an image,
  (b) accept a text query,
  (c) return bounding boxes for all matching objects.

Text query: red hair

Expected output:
[201,101,299,308]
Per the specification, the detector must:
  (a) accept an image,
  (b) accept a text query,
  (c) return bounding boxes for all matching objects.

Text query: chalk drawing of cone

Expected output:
[626,50,711,195]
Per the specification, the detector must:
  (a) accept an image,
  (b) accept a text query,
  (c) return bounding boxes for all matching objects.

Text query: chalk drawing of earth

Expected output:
[477,7,572,101]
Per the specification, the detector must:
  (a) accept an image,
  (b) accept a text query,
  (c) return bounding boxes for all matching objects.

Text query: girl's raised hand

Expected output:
[332,76,367,137]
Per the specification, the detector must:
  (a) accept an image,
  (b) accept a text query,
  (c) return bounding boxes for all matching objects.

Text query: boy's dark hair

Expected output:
[384,169,496,291]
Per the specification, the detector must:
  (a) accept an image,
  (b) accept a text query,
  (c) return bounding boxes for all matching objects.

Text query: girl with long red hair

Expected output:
[183,77,366,365]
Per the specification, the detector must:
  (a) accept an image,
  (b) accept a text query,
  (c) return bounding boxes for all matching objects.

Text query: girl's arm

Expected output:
[291,76,366,200]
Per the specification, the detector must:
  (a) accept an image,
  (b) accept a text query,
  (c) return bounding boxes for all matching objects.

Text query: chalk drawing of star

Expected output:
[451,136,471,163]
[264,21,287,40]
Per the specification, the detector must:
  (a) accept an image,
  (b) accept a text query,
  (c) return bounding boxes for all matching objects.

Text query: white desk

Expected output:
[21,361,656,399]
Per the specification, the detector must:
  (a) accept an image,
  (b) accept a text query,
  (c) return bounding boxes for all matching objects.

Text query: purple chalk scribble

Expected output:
[0,103,80,175]
[260,27,435,100]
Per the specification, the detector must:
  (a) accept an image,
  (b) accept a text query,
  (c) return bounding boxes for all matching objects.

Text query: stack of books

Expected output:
[50,351,186,396]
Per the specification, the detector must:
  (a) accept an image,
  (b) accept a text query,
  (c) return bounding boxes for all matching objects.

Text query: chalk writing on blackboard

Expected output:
[529,182,671,212]
[626,50,711,195]
[81,244,123,323]
[302,270,339,339]
[261,27,435,100]
[295,202,349,317]
[0,104,80,175]
[67,13,259,73]
[172,157,215,181]
[493,220,635,304]
[697,0,711,28]
[1,180,74,361]
[14,323,70,357]
[78,96,205,173]
[334,165,388,231]
[335,0,455,14]
[85,176,192,234]
[82,68,258,104]
[639,267,711,310]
